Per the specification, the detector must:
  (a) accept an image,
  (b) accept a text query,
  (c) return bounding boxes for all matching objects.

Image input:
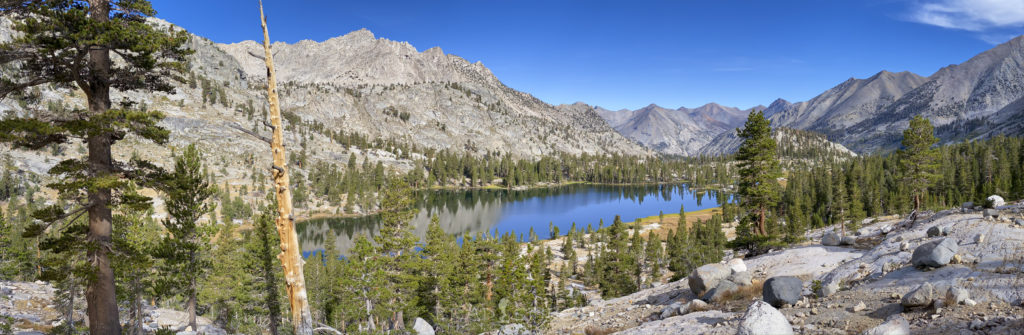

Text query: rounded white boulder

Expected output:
[413,317,435,335]
[736,300,794,335]
[986,195,1005,208]
[728,258,747,274]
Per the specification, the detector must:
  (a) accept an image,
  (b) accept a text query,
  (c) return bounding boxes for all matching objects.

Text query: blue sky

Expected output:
[151,0,1024,110]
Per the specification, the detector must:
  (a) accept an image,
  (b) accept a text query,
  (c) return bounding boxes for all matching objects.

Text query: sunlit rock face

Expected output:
[216,29,649,158]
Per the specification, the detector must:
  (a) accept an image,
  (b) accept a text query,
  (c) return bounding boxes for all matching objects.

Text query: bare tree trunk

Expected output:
[364,292,374,331]
[258,2,313,334]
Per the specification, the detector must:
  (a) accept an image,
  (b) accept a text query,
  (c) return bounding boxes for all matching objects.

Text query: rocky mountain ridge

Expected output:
[766,70,928,136]
[597,103,757,156]
[835,35,1024,152]
[611,35,1024,157]
[714,35,1024,155]
[213,29,648,158]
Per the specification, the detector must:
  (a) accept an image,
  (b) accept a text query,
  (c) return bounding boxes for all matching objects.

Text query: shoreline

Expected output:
[296,180,729,223]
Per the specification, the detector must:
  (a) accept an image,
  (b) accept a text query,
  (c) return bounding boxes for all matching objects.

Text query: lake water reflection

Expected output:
[297,184,724,256]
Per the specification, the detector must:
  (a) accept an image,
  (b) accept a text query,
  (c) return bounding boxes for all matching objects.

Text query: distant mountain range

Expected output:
[596,103,760,156]
[600,35,1024,156]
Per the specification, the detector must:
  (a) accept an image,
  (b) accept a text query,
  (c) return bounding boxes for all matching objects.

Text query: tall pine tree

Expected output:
[111,184,162,335]
[900,115,939,212]
[156,144,214,332]
[597,215,638,298]
[734,111,781,250]
[0,1,190,332]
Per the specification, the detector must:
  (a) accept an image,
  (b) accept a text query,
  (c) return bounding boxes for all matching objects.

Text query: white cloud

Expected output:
[978,33,1021,44]
[909,0,1024,31]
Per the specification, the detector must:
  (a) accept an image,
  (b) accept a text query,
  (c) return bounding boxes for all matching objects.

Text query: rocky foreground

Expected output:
[546,200,1024,335]
[4,201,1024,335]
[0,282,226,334]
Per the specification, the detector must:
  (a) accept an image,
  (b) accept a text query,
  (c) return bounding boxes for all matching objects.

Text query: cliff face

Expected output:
[767,71,928,135]
[213,29,648,158]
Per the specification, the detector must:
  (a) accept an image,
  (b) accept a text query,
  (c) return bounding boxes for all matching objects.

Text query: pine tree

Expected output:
[644,233,663,284]
[307,231,342,327]
[734,111,781,250]
[846,166,866,232]
[40,240,89,335]
[111,186,162,335]
[421,215,455,329]
[246,203,285,335]
[831,167,849,237]
[0,2,190,332]
[201,219,257,333]
[455,234,498,333]
[678,203,687,231]
[156,144,215,332]
[0,207,15,279]
[783,177,807,243]
[597,215,638,298]
[629,219,644,287]
[900,115,939,212]
[347,234,388,332]
[1,194,36,280]
[374,178,420,331]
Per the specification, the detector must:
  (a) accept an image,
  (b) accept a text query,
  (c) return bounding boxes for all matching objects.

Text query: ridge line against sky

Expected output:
[152,0,1024,111]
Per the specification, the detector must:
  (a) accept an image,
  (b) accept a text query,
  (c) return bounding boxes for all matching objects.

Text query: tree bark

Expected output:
[840,215,845,238]
[86,132,120,335]
[188,276,197,331]
[258,2,313,334]
[83,2,121,334]
[485,270,494,301]
[757,206,768,236]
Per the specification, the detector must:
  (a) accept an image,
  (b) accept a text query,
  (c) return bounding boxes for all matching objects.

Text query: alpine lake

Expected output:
[296,184,727,256]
